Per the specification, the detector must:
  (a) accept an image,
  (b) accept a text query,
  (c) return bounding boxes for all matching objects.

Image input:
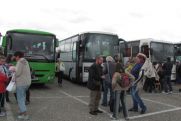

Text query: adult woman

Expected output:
[111,67,135,120]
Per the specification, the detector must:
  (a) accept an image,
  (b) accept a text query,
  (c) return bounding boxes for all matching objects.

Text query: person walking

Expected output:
[14,51,31,120]
[129,53,147,114]
[87,56,104,115]
[162,57,173,94]
[101,56,115,106]
[56,58,65,87]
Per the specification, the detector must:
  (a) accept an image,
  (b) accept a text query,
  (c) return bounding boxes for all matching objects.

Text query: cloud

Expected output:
[69,16,92,24]
[1,0,181,42]
[129,12,144,19]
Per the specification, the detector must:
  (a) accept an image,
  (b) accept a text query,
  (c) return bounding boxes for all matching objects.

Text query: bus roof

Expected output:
[80,31,118,36]
[128,38,173,44]
[6,29,56,36]
[174,42,181,45]
[61,31,118,41]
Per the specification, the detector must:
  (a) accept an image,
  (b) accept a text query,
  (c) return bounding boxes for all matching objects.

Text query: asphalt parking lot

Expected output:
[1,79,181,121]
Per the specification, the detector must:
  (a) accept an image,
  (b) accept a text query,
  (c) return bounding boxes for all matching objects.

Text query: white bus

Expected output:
[174,42,181,62]
[120,38,174,64]
[57,32,120,83]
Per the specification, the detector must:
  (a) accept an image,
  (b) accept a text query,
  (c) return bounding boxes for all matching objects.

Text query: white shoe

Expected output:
[110,115,117,120]
[168,91,173,94]
[162,91,169,94]
[17,114,29,120]
[0,112,6,117]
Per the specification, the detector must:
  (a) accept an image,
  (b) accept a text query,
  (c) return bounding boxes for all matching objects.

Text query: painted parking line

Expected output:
[128,107,181,120]
[142,98,177,108]
[31,96,68,99]
[59,90,181,120]
[31,95,89,99]
[60,90,111,115]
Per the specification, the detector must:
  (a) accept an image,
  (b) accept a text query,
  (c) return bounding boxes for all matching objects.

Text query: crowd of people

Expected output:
[87,53,179,120]
[0,50,179,120]
[0,51,31,120]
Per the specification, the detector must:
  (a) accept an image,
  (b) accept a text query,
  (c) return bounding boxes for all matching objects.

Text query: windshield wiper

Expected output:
[24,54,50,62]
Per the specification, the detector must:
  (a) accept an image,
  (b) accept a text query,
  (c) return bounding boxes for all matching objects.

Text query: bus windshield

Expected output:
[175,44,181,61]
[84,34,118,60]
[151,42,174,62]
[7,33,55,61]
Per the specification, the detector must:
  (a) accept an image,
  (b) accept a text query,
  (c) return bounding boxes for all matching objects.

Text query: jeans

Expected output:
[16,86,29,113]
[131,85,146,111]
[163,75,172,92]
[112,90,128,119]
[102,81,113,105]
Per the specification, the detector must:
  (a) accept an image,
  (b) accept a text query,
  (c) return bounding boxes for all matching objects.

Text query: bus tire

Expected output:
[69,68,73,81]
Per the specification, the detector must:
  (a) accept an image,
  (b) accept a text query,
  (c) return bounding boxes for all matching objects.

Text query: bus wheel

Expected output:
[69,68,73,81]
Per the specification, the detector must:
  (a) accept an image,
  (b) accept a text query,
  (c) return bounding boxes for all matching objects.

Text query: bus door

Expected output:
[119,40,128,65]
[70,41,78,81]
[141,45,149,58]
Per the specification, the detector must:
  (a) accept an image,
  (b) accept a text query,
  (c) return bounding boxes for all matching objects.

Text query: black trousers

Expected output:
[0,93,5,112]
[57,71,63,84]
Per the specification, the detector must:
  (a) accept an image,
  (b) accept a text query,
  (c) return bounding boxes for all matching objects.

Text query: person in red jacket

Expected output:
[0,72,8,116]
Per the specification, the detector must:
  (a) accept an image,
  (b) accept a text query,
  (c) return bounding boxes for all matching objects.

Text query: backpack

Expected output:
[117,73,131,88]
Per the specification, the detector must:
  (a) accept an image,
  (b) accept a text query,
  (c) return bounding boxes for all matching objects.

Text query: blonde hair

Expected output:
[106,56,114,62]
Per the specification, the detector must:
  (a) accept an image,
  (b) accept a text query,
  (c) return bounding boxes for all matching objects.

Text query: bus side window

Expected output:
[125,48,131,57]
[72,42,76,61]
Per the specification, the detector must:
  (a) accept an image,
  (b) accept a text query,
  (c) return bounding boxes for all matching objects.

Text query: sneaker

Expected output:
[17,114,29,120]
[95,109,103,113]
[140,107,147,114]
[110,115,117,120]
[89,111,97,115]
[125,117,129,120]
[162,91,168,94]
[101,103,107,107]
[0,112,6,117]
[168,91,173,94]
[25,101,30,105]
[128,108,138,112]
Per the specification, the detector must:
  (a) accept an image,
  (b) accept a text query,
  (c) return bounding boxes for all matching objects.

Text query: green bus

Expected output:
[2,29,57,84]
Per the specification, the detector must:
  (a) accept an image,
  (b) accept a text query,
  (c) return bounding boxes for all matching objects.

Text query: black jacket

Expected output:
[87,63,103,90]
[163,62,173,76]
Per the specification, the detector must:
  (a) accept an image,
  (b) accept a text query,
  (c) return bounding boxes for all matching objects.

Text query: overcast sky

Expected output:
[1,0,181,42]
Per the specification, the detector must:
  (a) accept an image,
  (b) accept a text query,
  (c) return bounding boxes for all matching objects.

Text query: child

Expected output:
[0,56,9,116]
[0,72,8,116]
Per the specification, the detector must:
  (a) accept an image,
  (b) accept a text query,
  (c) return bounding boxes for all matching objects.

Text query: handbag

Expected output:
[6,74,16,93]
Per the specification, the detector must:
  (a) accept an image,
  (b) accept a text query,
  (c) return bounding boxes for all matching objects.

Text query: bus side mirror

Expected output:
[2,36,6,47]
[3,35,12,50]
